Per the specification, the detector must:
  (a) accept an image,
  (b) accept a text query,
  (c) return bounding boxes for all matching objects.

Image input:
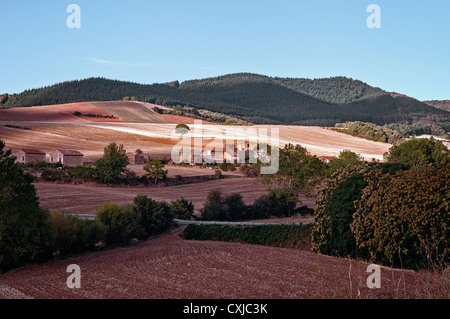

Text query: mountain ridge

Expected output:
[1,74,449,133]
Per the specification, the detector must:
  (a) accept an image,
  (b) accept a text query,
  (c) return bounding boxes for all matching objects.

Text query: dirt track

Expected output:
[0,227,443,299]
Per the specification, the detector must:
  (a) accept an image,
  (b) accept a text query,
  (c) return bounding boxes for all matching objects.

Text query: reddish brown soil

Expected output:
[0,102,124,123]
[0,227,445,299]
[33,177,318,216]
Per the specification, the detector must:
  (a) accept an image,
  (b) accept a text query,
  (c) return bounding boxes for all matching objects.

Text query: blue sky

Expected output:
[1,0,449,100]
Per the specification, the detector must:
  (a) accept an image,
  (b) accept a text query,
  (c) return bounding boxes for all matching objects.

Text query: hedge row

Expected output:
[182,224,312,250]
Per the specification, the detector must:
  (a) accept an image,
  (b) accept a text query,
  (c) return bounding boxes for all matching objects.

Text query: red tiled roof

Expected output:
[20,149,45,154]
[57,149,83,156]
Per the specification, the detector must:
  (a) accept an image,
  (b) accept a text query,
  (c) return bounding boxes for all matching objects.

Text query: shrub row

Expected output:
[183,224,312,249]
[0,195,189,272]
[334,121,405,144]
[198,188,313,222]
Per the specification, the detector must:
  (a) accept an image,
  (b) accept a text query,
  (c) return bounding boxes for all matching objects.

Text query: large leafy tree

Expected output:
[143,157,168,184]
[260,143,327,206]
[95,142,129,183]
[170,198,194,220]
[311,163,407,259]
[0,140,48,272]
[386,137,450,169]
[352,166,450,270]
[327,150,365,175]
[175,123,190,136]
[133,195,174,237]
[199,189,231,221]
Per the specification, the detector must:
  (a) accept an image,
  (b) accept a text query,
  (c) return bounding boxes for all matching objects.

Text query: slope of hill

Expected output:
[179,73,386,105]
[2,74,449,130]
[92,101,170,123]
[423,100,450,112]
[0,102,124,123]
[0,101,175,124]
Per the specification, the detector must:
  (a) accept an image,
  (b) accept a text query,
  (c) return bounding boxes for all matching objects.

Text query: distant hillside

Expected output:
[423,100,450,112]
[2,74,449,132]
[180,73,386,105]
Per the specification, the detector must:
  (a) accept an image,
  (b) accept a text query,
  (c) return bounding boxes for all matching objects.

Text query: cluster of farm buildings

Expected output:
[12,148,151,167]
[11,143,336,167]
[12,148,85,167]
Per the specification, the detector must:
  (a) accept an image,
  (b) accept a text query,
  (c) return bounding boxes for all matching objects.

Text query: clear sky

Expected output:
[1,0,449,100]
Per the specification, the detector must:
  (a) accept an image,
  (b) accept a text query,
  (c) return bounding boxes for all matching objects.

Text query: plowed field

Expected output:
[34,177,316,216]
[0,102,124,123]
[0,227,444,299]
[1,101,392,161]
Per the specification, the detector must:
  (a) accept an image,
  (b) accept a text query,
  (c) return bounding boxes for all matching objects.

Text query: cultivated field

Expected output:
[0,102,124,123]
[0,100,392,161]
[33,177,316,217]
[92,101,170,123]
[0,227,446,299]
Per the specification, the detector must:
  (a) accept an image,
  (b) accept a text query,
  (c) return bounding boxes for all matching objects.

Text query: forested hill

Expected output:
[1,73,449,129]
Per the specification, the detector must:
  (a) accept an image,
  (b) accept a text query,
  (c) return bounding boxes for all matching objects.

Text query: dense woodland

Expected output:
[1,74,449,134]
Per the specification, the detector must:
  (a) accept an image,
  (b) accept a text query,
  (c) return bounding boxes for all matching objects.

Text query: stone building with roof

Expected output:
[50,149,84,167]
[14,148,46,164]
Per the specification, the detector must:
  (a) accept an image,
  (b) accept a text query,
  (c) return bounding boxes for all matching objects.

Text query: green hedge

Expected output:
[182,224,312,250]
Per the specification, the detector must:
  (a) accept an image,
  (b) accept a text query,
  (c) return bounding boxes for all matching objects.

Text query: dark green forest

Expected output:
[1,73,449,132]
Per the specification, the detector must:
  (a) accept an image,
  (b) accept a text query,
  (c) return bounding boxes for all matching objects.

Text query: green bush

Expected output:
[248,188,297,219]
[95,202,142,246]
[41,169,70,182]
[133,195,174,237]
[239,164,260,177]
[67,165,96,182]
[199,189,231,221]
[198,189,250,221]
[199,188,301,222]
[386,137,450,169]
[220,162,234,172]
[327,150,365,176]
[41,210,105,259]
[311,164,407,259]
[170,198,194,220]
[311,169,368,258]
[22,161,62,170]
[225,193,248,221]
[352,166,450,270]
[215,169,223,179]
[296,205,315,216]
